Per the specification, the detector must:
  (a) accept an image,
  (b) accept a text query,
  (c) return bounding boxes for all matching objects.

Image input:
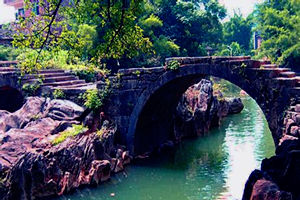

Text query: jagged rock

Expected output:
[228,98,244,114]
[174,79,244,139]
[250,180,292,200]
[0,97,84,172]
[0,97,130,200]
[243,138,300,200]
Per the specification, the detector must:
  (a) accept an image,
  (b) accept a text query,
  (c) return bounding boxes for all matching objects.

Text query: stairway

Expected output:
[259,63,300,93]
[0,67,96,90]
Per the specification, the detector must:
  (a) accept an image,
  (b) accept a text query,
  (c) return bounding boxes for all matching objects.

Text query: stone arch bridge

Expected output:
[1,57,300,154]
[102,56,300,154]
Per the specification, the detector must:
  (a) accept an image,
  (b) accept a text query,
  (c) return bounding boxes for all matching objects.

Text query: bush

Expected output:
[0,45,19,61]
[82,86,110,111]
[52,124,87,145]
[166,60,180,70]
[52,89,66,99]
[83,89,102,110]
[22,80,42,96]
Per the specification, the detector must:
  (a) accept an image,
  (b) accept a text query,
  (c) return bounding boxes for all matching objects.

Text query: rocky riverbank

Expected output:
[0,97,130,200]
[0,79,244,199]
[242,105,300,200]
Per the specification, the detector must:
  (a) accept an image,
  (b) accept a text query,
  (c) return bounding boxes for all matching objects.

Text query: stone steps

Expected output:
[24,76,78,84]
[0,67,19,72]
[38,69,65,74]
[261,64,278,68]
[42,80,86,87]
[57,82,95,89]
[0,65,91,90]
[279,71,296,78]
[0,61,18,67]
[23,72,72,79]
[289,87,300,95]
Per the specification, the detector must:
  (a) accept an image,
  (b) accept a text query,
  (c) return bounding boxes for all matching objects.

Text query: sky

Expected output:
[219,0,264,18]
[0,0,16,24]
[0,0,264,24]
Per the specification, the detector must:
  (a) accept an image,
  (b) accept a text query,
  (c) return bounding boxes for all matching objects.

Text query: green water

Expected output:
[58,97,275,200]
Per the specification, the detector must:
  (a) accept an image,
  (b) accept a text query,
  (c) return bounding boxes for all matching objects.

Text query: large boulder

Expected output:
[0,97,85,173]
[0,97,131,199]
[228,97,244,114]
[174,79,244,139]
[243,136,300,200]
[250,180,292,200]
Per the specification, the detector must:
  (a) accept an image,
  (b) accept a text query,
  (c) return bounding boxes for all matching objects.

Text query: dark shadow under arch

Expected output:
[0,86,24,112]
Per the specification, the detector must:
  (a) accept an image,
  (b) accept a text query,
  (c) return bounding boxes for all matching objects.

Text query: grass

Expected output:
[52,124,88,145]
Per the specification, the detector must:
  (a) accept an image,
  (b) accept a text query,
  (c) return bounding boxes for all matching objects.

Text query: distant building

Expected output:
[253,32,262,50]
[3,0,40,19]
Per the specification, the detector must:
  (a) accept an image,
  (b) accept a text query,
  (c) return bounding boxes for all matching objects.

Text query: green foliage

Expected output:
[22,80,42,96]
[74,24,97,60]
[52,124,87,145]
[223,13,253,52]
[154,36,180,58]
[0,45,19,61]
[142,14,163,29]
[254,0,300,69]
[121,0,227,67]
[83,89,102,110]
[216,42,242,56]
[52,89,66,99]
[12,0,153,70]
[96,128,105,138]
[82,86,110,111]
[133,70,141,77]
[166,60,180,70]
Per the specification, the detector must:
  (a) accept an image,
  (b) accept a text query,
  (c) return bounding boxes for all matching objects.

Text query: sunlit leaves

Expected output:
[254,0,300,67]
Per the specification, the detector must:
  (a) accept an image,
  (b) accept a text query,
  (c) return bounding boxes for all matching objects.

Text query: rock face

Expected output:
[0,97,84,172]
[174,79,244,139]
[243,104,300,200]
[0,97,131,200]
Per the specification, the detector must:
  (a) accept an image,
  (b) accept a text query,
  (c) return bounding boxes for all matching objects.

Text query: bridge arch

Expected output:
[0,72,24,112]
[0,85,24,112]
[122,58,294,154]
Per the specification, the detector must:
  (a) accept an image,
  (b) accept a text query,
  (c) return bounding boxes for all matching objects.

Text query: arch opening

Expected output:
[0,86,24,112]
[131,68,275,155]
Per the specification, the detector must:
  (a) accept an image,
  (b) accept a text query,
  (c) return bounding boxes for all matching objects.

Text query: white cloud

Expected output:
[0,0,16,24]
[219,0,264,18]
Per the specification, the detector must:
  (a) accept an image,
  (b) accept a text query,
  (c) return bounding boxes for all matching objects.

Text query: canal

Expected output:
[58,96,275,200]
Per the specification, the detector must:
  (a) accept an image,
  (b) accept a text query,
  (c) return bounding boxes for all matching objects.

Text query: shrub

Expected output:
[83,89,102,110]
[52,124,87,145]
[166,60,180,70]
[0,45,19,61]
[82,84,110,111]
[133,70,141,77]
[22,80,42,96]
[53,89,66,99]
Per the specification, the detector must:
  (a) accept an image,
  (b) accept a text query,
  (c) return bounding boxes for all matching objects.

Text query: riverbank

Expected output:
[0,97,131,199]
[55,97,274,200]
[0,79,244,199]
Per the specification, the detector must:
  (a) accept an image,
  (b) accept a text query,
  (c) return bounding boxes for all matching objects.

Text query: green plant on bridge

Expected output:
[83,86,110,111]
[22,80,42,96]
[52,124,87,145]
[133,70,141,77]
[53,89,66,99]
[166,60,180,70]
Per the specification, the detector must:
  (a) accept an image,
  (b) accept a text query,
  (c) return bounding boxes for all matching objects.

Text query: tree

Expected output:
[254,0,300,70]
[223,12,252,52]
[12,0,152,70]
